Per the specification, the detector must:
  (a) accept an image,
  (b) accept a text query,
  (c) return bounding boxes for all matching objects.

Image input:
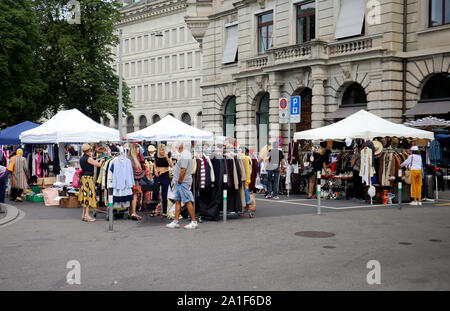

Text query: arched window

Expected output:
[421,73,450,101]
[223,96,236,137]
[127,116,134,133]
[152,114,161,124]
[168,113,175,117]
[341,82,367,106]
[139,115,147,130]
[257,93,270,151]
[104,118,110,127]
[181,112,191,125]
[196,112,202,128]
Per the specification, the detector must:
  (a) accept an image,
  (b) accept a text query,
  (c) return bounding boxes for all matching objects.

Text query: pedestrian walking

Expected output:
[0,164,9,204]
[265,141,285,200]
[8,149,28,202]
[166,141,198,229]
[78,144,104,222]
[401,146,423,206]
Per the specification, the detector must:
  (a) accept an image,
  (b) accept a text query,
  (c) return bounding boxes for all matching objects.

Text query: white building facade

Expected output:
[184,0,450,151]
[108,0,203,134]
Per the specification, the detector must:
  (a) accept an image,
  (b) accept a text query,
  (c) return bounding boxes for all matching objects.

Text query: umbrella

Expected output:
[404,116,450,129]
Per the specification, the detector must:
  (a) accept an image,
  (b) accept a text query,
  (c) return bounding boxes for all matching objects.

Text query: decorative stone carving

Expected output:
[257,0,265,9]
[255,75,268,92]
[340,63,353,81]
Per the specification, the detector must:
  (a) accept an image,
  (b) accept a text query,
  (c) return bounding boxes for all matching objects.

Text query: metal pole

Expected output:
[287,99,291,198]
[223,174,227,223]
[435,174,439,202]
[109,28,123,233]
[317,170,321,215]
[398,169,402,210]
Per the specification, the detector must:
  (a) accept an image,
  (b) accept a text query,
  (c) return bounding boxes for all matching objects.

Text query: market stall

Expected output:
[292,110,435,205]
[18,109,120,208]
[0,121,40,146]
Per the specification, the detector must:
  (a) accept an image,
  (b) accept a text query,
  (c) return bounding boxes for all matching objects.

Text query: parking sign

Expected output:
[290,96,301,123]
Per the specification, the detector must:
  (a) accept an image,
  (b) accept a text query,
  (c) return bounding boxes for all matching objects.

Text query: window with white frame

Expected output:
[137,61,142,76]
[222,24,238,64]
[137,36,142,51]
[144,60,148,75]
[125,63,129,77]
[172,29,177,45]
[144,35,148,50]
[180,80,185,98]
[195,79,201,97]
[137,86,142,101]
[187,52,193,69]
[131,37,135,52]
[172,81,177,98]
[151,33,155,49]
[258,12,274,53]
[158,83,162,100]
[131,62,135,76]
[158,57,162,73]
[334,0,366,39]
[179,53,185,69]
[165,30,170,47]
[195,51,201,68]
[151,58,155,74]
[187,79,193,98]
[172,55,177,72]
[151,84,155,101]
[144,85,149,101]
[180,27,185,43]
[165,82,170,99]
[125,39,129,53]
[165,56,170,72]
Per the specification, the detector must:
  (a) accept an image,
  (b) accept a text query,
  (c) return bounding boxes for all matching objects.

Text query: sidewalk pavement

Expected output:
[0,203,20,226]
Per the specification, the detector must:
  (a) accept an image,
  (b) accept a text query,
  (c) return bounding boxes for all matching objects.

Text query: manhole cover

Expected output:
[295,231,335,238]
[399,242,412,245]
[323,245,336,249]
[429,239,442,243]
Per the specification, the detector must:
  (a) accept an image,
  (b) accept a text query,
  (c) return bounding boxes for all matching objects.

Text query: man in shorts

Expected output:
[166,141,198,229]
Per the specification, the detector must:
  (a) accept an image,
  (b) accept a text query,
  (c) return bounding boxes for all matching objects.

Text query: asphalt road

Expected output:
[0,194,449,291]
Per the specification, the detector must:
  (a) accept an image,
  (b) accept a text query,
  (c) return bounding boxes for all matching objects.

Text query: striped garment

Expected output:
[11,156,28,190]
[200,158,206,189]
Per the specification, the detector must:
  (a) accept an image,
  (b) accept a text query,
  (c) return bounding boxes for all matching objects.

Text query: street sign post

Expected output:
[279,98,289,124]
[290,96,301,123]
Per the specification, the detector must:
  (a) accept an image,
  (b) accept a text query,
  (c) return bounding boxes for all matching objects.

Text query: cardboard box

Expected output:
[37,177,57,189]
[60,196,80,208]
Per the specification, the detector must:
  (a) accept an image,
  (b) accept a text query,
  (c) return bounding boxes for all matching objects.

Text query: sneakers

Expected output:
[272,196,279,200]
[418,201,422,206]
[265,194,272,199]
[166,221,180,229]
[184,221,199,229]
[409,201,417,206]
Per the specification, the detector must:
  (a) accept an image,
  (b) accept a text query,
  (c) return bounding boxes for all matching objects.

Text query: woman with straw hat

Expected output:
[79,143,104,222]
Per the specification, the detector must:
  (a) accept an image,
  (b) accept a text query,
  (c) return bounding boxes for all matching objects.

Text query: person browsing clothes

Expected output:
[401,146,423,206]
[79,144,104,222]
[166,141,198,229]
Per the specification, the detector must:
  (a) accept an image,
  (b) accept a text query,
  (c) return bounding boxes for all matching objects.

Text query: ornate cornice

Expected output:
[117,0,187,26]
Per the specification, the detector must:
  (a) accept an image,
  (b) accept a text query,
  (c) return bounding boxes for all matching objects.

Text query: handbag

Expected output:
[42,188,60,206]
[7,159,15,173]
[301,166,314,177]
[403,156,413,185]
[72,169,82,188]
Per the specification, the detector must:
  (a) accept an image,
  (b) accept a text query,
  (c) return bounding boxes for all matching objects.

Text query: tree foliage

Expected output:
[0,0,131,129]
[0,0,46,128]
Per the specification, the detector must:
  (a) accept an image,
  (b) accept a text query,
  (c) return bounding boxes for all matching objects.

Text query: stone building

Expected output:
[107,0,203,133]
[184,0,450,151]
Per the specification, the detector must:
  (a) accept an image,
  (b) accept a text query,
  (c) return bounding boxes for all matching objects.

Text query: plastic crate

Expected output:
[26,194,45,203]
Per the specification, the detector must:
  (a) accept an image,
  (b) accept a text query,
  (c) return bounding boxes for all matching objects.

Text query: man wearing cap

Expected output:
[166,141,198,229]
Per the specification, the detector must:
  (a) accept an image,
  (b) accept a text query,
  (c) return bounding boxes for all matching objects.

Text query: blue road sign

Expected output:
[290,96,301,123]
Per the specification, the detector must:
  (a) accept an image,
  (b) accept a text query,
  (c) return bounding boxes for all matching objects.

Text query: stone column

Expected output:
[311,66,327,128]
[236,81,256,149]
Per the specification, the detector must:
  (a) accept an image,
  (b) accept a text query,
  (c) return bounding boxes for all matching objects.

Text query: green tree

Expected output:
[33,0,131,123]
[0,0,46,128]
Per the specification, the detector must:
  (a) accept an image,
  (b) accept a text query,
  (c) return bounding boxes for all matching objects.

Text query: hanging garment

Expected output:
[429,140,441,166]
[53,144,61,176]
[249,156,259,192]
[112,157,134,203]
[360,147,374,185]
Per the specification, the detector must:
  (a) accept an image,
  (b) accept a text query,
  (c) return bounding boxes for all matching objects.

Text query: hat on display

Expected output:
[391,137,398,149]
[411,146,419,151]
[373,140,383,157]
[148,145,156,154]
[345,137,352,147]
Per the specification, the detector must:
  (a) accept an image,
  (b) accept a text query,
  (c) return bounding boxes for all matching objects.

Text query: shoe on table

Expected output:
[184,221,198,229]
[166,221,180,229]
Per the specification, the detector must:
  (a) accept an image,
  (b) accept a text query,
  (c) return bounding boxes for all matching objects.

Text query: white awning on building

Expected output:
[334,0,366,39]
[222,25,238,64]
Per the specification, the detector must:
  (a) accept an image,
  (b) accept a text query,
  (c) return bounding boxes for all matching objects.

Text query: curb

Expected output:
[0,203,20,226]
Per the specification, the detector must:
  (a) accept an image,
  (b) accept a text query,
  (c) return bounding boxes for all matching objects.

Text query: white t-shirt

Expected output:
[401,154,422,171]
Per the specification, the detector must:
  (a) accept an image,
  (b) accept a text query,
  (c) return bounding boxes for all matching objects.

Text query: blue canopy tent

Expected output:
[0,121,40,145]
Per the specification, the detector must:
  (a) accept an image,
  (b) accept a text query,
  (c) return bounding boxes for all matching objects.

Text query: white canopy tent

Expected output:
[20,109,120,143]
[293,109,435,141]
[127,115,214,141]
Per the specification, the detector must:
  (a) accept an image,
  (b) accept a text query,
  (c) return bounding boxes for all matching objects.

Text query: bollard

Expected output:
[398,169,402,210]
[108,203,114,232]
[223,174,227,223]
[317,171,321,215]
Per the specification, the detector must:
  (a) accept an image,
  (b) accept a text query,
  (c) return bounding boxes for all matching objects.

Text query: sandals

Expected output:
[82,217,96,222]
[129,213,142,221]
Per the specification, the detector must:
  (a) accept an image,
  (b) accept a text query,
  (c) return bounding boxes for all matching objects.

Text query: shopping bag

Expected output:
[42,188,60,206]
[7,160,15,173]
[167,182,175,200]
[72,169,82,188]
[403,170,412,184]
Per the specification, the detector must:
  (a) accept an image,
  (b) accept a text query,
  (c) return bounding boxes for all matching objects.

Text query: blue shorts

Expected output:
[174,183,194,205]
